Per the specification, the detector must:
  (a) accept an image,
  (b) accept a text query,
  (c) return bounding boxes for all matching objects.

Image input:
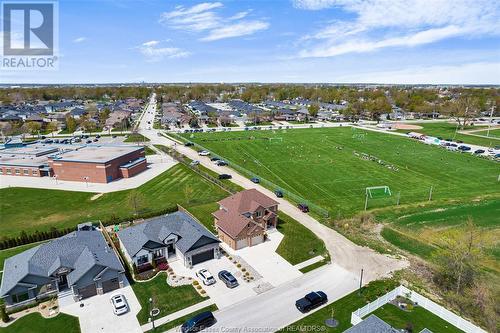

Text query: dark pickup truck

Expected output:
[295,291,328,313]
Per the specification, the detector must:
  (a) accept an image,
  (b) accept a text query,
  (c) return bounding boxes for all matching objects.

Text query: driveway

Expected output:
[169,256,259,308]
[59,280,142,333]
[222,229,302,287]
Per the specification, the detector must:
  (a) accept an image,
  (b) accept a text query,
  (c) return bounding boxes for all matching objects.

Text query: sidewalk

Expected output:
[141,299,215,332]
[293,255,325,270]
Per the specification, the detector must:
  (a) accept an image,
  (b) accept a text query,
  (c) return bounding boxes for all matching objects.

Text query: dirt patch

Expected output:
[393,123,423,130]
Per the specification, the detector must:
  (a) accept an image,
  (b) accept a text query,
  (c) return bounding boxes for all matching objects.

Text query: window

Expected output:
[6,169,11,175]
[0,169,3,175]
[15,169,20,175]
[32,170,38,176]
[137,255,149,265]
[23,169,29,175]
[13,292,29,303]
[256,211,262,217]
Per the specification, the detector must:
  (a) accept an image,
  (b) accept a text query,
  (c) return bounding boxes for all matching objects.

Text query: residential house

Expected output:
[0,226,125,309]
[273,108,296,121]
[105,110,132,128]
[70,107,87,120]
[118,210,220,270]
[212,189,279,250]
[344,314,399,333]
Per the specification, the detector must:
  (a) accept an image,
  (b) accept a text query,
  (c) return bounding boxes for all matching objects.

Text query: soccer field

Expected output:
[182,127,499,216]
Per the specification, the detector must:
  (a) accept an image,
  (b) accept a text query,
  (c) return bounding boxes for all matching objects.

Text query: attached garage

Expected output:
[78,283,97,299]
[236,239,248,250]
[191,250,214,266]
[102,278,120,294]
[250,235,264,246]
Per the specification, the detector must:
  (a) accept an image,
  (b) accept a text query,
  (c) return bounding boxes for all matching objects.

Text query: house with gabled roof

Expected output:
[212,189,279,250]
[0,227,125,309]
[117,210,221,270]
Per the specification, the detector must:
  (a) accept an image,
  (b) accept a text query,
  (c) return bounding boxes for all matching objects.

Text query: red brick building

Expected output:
[48,146,146,183]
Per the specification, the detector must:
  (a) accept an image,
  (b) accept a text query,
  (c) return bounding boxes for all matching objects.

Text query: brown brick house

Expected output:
[212,189,278,250]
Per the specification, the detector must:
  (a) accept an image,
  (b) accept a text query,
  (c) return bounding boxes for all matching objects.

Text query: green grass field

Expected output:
[371,303,463,333]
[469,128,500,139]
[0,164,228,238]
[132,272,204,324]
[181,127,499,217]
[396,122,500,147]
[0,313,80,333]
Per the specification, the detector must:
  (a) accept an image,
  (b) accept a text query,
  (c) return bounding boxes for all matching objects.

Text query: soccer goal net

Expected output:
[269,137,283,143]
[366,186,392,198]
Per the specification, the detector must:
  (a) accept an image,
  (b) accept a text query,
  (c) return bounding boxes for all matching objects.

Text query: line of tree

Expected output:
[0,227,74,250]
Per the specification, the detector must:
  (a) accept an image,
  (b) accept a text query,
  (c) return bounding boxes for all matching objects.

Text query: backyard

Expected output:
[0,164,228,238]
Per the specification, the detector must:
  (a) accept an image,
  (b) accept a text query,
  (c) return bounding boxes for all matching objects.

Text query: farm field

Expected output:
[395,122,500,147]
[181,127,499,217]
[0,164,228,238]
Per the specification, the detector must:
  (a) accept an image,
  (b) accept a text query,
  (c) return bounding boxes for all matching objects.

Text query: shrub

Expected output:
[241,268,246,272]
[193,280,199,285]
[236,263,241,268]
[0,305,10,323]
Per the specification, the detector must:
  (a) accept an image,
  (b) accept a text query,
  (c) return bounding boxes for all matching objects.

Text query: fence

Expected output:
[351,285,487,333]
[169,132,330,217]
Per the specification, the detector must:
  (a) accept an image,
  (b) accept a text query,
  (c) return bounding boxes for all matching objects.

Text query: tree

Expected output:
[441,95,480,129]
[0,305,9,323]
[46,121,58,137]
[127,190,145,216]
[81,119,96,134]
[25,121,42,136]
[308,104,320,118]
[65,115,78,133]
[432,219,484,294]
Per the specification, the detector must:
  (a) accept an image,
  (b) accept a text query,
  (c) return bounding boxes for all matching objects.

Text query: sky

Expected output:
[1,0,499,84]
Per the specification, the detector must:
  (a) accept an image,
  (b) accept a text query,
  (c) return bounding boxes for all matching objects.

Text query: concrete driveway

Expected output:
[59,280,142,333]
[222,229,302,287]
[169,256,259,308]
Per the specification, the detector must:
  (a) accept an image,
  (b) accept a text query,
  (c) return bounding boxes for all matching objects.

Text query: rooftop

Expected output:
[50,145,143,164]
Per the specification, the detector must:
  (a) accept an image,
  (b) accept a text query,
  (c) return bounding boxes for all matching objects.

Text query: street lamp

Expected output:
[83,176,89,187]
[148,297,155,330]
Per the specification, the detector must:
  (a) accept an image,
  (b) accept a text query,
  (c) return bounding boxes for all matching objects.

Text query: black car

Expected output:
[298,203,309,213]
[295,291,328,313]
[458,145,471,151]
[218,270,239,288]
[216,161,228,166]
[185,142,194,147]
[181,311,216,333]
[251,177,260,183]
[211,157,221,161]
[274,189,284,198]
[218,174,232,180]
[474,149,485,154]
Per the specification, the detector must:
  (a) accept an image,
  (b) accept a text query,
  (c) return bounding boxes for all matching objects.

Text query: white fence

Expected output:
[350,285,487,333]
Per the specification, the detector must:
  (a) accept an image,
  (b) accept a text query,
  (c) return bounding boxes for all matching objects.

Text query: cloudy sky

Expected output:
[2,0,499,84]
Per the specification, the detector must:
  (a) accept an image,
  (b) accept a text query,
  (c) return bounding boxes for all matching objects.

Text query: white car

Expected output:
[190,160,200,166]
[198,150,210,156]
[110,294,129,315]
[196,269,216,286]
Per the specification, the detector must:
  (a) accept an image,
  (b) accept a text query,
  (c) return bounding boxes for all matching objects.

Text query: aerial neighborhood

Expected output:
[0,1,499,332]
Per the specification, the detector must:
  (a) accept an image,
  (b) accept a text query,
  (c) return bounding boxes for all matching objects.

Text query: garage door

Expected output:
[78,283,97,299]
[251,235,264,246]
[191,250,214,266]
[102,278,120,294]
[236,239,247,250]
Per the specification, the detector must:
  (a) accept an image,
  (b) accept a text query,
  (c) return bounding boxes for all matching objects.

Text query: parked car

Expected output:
[274,189,284,198]
[474,149,485,154]
[251,177,260,183]
[181,311,217,333]
[295,291,328,313]
[198,150,210,156]
[216,160,228,166]
[458,145,471,151]
[211,157,221,161]
[196,269,216,286]
[185,142,194,147]
[218,270,239,288]
[112,135,117,138]
[218,174,232,180]
[110,294,129,315]
[297,203,309,213]
[190,160,200,166]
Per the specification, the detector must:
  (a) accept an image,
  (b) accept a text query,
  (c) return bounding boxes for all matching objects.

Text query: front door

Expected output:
[58,274,68,289]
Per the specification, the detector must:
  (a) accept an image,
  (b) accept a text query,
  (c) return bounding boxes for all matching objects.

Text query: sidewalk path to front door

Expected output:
[141,299,215,332]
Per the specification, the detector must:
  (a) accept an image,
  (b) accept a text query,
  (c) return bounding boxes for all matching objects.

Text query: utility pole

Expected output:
[396,191,401,205]
[428,186,433,201]
[364,193,368,211]
[358,268,364,295]
[486,105,495,138]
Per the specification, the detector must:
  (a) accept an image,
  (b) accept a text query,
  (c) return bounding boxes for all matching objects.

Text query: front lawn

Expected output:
[286,279,399,332]
[0,164,228,238]
[0,313,80,333]
[124,133,150,142]
[132,273,205,324]
[276,213,328,265]
[371,303,463,333]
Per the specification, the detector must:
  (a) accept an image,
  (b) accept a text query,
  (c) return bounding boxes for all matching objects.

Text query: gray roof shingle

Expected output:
[0,230,123,297]
[118,211,219,257]
[344,315,399,333]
